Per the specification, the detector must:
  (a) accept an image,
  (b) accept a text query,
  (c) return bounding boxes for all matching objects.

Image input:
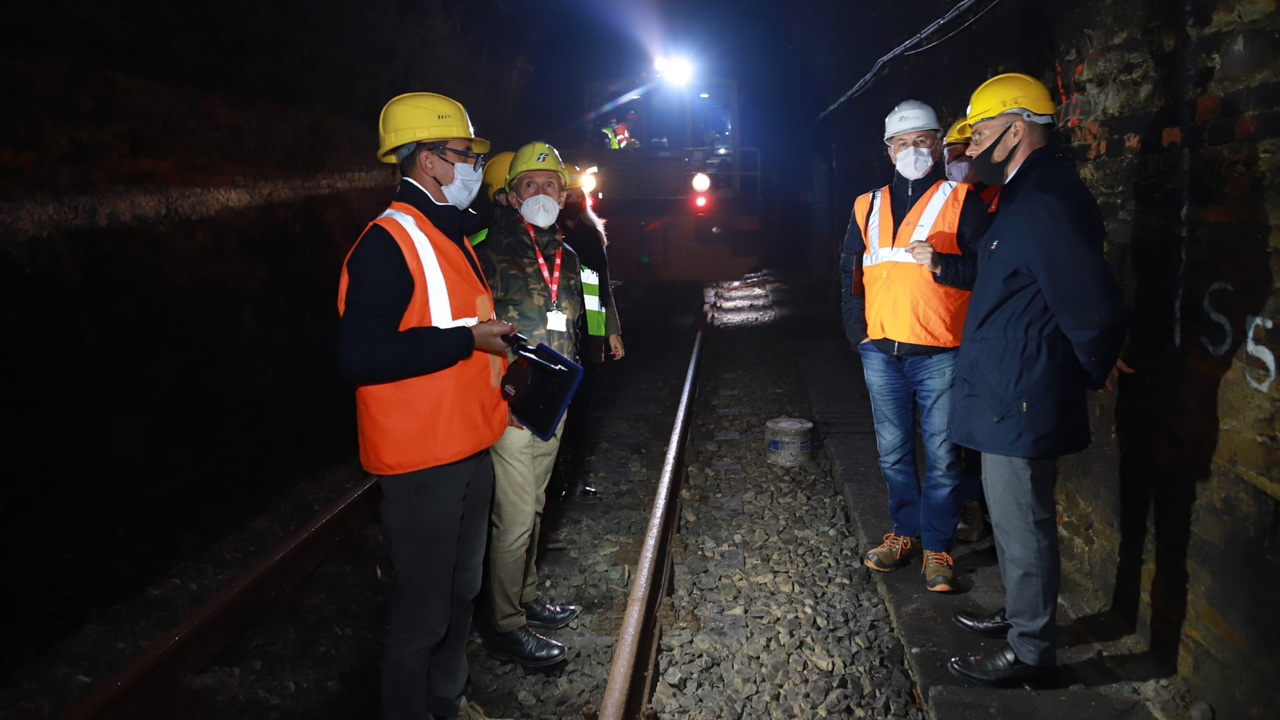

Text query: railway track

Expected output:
[51,284,707,719]
[53,276,908,720]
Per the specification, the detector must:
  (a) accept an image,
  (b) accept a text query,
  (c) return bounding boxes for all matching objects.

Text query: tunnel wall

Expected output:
[0,0,535,655]
[806,1,1278,717]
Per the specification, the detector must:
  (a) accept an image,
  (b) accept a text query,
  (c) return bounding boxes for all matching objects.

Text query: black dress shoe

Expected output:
[948,644,1050,687]
[485,625,567,667]
[953,607,1012,638]
[521,600,581,630]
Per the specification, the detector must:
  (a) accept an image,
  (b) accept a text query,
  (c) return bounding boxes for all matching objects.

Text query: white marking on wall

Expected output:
[1200,281,1234,357]
[1245,315,1276,393]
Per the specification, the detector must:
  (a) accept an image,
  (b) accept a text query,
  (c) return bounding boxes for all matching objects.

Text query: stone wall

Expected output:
[803,1,1278,717]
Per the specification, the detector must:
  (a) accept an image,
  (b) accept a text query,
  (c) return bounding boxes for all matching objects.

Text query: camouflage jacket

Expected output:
[477,207,583,361]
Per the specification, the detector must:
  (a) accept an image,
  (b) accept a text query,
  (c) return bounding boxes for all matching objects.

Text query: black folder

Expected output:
[500,334,583,442]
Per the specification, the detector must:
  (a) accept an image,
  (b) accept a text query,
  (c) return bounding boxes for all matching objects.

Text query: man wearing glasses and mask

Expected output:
[840,99,988,595]
[925,74,1128,687]
[338,92,515,720]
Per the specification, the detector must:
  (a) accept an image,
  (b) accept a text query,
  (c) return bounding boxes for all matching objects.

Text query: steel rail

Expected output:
[58,473,381,720]
[600,312,706,720]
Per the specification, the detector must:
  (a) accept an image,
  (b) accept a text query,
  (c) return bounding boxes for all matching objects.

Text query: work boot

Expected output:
[954,500,986,542]
[485,625,566,667]
[521,599,581,630]
[923,550,956,592]
[863,533,920,571]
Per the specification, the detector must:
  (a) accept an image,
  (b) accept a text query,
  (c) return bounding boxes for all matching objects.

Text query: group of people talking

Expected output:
[337,68,1132,719]
[338,92,623,720]
[840,72,1129,686]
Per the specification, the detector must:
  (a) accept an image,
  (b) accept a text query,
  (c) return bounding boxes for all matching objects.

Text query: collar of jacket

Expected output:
[498,207,564,251]
[1002,144,1061,191]
[891,163,945,200]
[394,178,481,244]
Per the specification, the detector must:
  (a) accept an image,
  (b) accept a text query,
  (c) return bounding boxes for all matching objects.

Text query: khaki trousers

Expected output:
[486,416,565,633]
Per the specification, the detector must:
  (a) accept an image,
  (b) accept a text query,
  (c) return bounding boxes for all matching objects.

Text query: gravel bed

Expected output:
[651,280,924,719]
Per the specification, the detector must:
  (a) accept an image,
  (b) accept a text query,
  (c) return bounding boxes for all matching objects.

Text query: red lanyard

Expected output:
[524,221,563,307]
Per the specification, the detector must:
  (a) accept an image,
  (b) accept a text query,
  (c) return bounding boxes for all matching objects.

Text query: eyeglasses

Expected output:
[969,119,1014,146]
[433,146,488,172]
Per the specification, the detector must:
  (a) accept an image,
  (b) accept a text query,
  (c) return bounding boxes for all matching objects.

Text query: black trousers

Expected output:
[379,451,494,720]
[558,361,602,493]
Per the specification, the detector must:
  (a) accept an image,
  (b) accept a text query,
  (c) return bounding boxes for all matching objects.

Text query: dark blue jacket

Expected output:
[946,146,1126,459]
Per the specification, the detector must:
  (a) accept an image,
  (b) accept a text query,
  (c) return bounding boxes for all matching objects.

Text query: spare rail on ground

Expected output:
[58,475,381,720]
[599,308,707,720]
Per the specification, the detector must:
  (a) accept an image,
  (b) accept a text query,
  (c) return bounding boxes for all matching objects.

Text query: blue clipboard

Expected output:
[500,335,583,442]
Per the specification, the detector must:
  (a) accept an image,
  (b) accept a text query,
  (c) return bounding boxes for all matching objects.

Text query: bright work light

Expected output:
[655,56,694,86]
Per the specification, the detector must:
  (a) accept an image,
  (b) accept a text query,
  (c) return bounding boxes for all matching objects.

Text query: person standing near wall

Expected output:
[928,73,1129,686]
[337,92,514,720]
[840,99,988,593]
[939,117,989,544]
[476,141,584,667]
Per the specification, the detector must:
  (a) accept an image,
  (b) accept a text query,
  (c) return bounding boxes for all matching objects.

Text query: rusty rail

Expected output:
[600,311,706,720]
[58,474,381,720]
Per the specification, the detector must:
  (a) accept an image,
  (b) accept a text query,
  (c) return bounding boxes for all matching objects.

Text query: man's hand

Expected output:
[507,409,526,429]
[607,334,626,360]
[905,240,941,273]
[471,320,517,354]
[1101,358,1135,394]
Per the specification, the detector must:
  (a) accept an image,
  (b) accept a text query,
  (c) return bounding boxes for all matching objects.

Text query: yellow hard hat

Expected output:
[944,118,971,145]
[961,73,1057,134]
[505,141,567,189]
[376,92,491,164]
[483,151,515,200]
[564,163,584,189]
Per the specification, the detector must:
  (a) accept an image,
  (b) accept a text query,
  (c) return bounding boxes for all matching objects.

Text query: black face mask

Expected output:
[971,123,1019,187]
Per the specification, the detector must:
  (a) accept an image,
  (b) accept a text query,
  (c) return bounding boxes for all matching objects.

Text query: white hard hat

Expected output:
[883,100,941,144]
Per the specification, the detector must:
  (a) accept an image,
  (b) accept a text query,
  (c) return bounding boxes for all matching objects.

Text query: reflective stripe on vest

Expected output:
[581,265,606,336]
[380,208,479,329]
[863,182,956,268]
[338,203,507,475]
[854,180,971,348]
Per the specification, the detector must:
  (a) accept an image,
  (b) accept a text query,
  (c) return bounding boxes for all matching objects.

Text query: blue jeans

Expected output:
[858,342,962,552]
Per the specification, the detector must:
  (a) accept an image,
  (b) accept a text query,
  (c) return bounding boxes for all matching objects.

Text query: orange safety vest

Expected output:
[337,201,508,475]
[853,180,972,348]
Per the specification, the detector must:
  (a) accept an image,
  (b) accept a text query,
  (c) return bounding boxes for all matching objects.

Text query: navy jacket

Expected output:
[946,146,1126,459]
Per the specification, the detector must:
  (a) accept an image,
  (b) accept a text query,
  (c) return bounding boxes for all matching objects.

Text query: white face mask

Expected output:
[517,194,561,228]
[945,157,972,183]
[439,161,483,209]
[894,146,935,181]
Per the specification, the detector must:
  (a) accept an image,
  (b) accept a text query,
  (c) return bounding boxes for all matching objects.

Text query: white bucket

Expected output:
[765,417,813,467]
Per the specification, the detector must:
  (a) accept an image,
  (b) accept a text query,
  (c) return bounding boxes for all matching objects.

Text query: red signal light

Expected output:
[694,195,708,208]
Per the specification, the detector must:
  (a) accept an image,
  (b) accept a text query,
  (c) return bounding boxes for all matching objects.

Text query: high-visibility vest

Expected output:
[614,122,632,148]
[601,126,620,149]
[581,265,606,336]
[338,201,508,475]
[854,180,972,348]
